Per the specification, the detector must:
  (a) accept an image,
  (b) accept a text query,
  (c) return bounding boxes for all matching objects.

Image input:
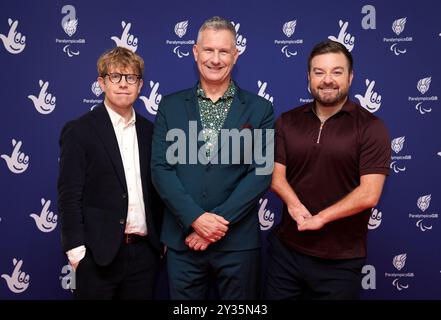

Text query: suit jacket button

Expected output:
[119,219,125,225]
[202,192,207,198]
[122,193,127,199]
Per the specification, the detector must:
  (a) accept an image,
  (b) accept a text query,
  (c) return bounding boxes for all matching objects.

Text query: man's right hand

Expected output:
[191,212,229,243]
[66,245,86,272]
[287,203,312,227]
[185,232,211,251]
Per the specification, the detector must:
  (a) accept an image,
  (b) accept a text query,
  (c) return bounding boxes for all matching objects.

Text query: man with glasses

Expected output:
[58,47,163,299]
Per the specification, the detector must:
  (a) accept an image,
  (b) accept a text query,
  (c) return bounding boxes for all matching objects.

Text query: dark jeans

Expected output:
[264,233,365,300]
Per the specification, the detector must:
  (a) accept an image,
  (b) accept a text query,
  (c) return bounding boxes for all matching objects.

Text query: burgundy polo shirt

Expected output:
[274,99,390,259]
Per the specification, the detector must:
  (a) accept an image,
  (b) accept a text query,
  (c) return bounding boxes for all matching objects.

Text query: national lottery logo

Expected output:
[257,80,274,104]
[383,17,412,56]
[328,20,355,52]
[0,18,26,54]
[274,19,303,58]
[56,5,85,57]
[1,258,30,293]
[354,79,382,113]
[231,21,247,55]
[30,198,58,233]
[139,80,162,115]
[390,136,412,173]
[28,80,56,115]
[368,208,382,230]
[111,20,139,52]
[166,20,194,59]
[408,76,438,115]
[258,198,275,231]
[1,139,30,174]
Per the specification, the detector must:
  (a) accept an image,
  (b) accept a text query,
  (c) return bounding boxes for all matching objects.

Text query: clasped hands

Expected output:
[185,212,229,251]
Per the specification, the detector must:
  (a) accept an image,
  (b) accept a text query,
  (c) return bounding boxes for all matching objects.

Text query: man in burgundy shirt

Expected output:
[265,40,390,299]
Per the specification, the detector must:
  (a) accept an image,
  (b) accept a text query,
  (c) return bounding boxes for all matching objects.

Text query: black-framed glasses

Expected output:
[104,73,141,84]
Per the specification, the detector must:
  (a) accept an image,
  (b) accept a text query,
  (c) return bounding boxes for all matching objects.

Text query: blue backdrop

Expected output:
[1,0,440,300]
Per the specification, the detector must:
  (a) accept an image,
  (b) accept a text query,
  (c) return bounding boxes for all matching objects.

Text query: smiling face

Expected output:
[193,28,238,89]
[14,271,30,292]
[9,33,26,53]
[40,212,58,232]
[98,65,143,114]
[308,52,353,108]
[13,152,29,173]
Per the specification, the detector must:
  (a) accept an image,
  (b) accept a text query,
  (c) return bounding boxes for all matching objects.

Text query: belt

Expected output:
[123,233,147,244]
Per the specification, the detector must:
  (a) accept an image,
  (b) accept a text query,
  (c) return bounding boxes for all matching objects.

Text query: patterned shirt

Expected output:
[197,81,236,159]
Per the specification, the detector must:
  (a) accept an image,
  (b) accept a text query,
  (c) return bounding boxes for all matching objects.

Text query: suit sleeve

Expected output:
[58,121,86,252]
[151,98,205,234]
[212,100,274,224]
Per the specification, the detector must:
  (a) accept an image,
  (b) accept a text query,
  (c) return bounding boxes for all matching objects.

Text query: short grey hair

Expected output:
[197,16,236,44]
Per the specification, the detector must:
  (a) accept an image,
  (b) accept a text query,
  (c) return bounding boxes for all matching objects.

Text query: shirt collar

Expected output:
[197,81,236,100]
[304,98,356,116]
[104,103,136,127]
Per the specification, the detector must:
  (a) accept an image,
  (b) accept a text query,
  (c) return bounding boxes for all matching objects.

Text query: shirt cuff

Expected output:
[66,245,86,265]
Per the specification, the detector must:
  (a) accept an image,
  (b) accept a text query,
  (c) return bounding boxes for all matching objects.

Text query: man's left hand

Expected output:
[185,232,211,251]
[297,214,326,231]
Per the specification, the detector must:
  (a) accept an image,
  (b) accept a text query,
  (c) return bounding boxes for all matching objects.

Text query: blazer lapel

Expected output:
[90,105,127,191]
[135,115,150,193]
[184,87,205,150]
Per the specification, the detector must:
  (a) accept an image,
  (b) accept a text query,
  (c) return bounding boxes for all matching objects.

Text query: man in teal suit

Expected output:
[151,16,274,299]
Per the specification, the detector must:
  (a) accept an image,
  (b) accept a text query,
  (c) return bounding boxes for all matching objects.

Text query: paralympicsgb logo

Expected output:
[408,76,437,115]
[384,17,412,56]
[166,20,194,59]
[417,77,431,95]
[274,19,304,58]
[57,5,85,57]
[390,136,412,173]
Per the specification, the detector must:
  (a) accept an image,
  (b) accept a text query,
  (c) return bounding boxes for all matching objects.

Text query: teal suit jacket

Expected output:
[151,84,274,251]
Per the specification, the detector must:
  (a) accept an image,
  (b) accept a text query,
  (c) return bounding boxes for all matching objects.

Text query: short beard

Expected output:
[312,88,348,107]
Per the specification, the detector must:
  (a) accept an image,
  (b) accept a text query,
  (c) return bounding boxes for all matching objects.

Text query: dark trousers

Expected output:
[167,247,261,300]
[74,237,160,300]
[264,233,365,300]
